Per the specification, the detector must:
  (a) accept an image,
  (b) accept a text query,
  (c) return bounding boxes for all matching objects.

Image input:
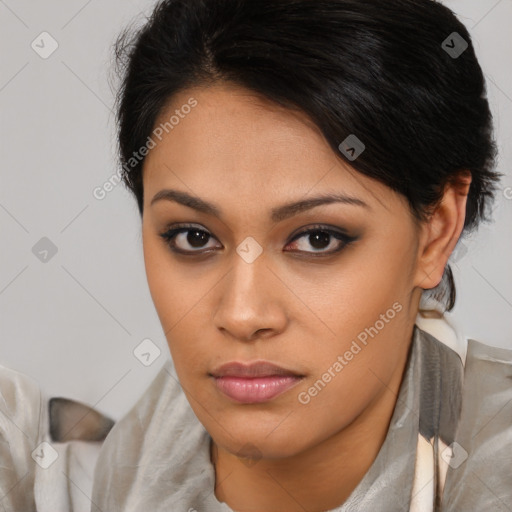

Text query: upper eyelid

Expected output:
[162,223,349,238]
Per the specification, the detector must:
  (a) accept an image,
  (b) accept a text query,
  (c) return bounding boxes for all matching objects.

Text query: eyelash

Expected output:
[159,223,357,258]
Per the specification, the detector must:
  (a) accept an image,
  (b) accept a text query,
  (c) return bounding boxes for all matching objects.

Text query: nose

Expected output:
[212,252,288,342]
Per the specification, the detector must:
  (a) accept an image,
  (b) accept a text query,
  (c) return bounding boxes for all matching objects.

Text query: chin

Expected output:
[214,425,304,461]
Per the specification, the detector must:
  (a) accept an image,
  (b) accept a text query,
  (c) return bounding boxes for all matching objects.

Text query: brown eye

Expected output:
[160,224,221,254]
[285,226,357,256]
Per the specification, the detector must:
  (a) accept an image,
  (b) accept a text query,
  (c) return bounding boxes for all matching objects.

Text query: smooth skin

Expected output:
[141,82,471,511]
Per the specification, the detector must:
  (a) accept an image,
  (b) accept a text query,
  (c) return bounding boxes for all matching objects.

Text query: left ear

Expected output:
[414,171,472,290]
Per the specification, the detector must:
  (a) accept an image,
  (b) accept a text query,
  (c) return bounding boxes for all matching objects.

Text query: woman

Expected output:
[91,0,512,510]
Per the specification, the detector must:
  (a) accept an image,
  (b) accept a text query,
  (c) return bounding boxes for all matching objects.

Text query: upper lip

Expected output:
[210,361,304,378]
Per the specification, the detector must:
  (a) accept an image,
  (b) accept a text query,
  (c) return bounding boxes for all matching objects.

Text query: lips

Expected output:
[209,361,304,404]
[210,361,303,378]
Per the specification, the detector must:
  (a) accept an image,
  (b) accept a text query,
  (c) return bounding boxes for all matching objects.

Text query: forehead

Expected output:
[142,83,406,218]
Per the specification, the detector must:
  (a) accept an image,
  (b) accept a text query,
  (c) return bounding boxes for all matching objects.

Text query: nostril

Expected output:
[250,328,273,340]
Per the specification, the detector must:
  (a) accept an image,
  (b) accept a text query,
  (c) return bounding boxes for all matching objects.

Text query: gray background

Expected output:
[1,0,511,421]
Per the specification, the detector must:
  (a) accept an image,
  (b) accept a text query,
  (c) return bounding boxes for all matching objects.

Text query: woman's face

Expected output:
[141,82,427,459]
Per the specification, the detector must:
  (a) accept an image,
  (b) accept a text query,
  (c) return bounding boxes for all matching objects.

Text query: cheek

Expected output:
[286,239,414,402]
[279,237,413,345]
[142,229,197,322]
[143,235,173,321]
[142,232,189,345]
[142,231,216,376]
[294,364,381,442]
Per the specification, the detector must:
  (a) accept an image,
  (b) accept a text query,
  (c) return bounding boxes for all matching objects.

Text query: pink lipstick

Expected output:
[210,361,304,403]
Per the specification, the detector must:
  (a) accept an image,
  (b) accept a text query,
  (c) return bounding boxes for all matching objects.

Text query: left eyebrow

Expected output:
[270,193,370,223]
[150,188,370,223]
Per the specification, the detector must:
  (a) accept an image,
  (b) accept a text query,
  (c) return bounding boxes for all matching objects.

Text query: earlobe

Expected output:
[414,171,472,291]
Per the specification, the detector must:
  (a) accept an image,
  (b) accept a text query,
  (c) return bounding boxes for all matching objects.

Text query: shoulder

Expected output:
[462,338,512,406]
[91,360,180,501]
[463,338,512,429]
[461,338,512,450]
[442,339,512,510]
[1,364,116,512]
[91,359,209,509]
[0,363,44,443]
[0,364,45,511]
[95,360,180,456]
[465,337,512,368]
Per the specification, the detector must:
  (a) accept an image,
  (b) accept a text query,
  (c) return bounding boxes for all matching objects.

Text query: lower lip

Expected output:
[213,375,302,403]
